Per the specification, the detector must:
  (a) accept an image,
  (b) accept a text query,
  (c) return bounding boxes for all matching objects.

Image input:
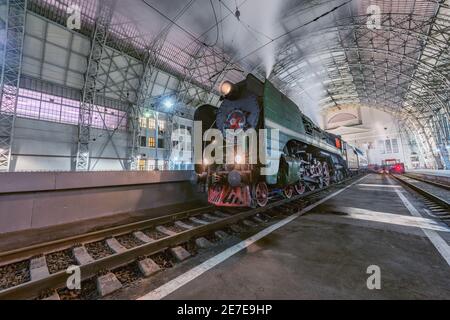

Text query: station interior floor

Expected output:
[123,174,450,300]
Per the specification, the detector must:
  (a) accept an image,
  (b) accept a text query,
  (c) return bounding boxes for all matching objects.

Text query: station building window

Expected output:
[140,136,147,147]
[158,120,166,133]
[378,138,400,155]
[392,139,399,154]
[148,137,156,148]
[158,138,164,149]
[140,117,147,128]
[1,86,127,131]
[378,140,386,154]
[148,118,156,129]
[385,140,392,154]
[147,159,156,170]
[138,159,146,171]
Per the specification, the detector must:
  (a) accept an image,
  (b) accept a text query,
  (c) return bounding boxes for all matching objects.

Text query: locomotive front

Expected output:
[195,75,267,208]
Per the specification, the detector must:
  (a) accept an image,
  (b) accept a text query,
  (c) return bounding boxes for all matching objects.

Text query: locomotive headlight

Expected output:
[235,154,244,164]
[220,81,237,97]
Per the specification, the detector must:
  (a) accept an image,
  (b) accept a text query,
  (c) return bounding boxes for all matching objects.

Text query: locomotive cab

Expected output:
[194,75,266,207]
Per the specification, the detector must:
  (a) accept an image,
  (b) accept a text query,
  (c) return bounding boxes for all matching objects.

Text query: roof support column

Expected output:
[75,0,117,171]
[128,29,172,171]
[0,0,27,172]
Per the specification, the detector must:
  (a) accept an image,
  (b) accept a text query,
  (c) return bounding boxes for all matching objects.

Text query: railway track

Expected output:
[403,173,450,191]
[391,174,449,221]
[0,175,363,300]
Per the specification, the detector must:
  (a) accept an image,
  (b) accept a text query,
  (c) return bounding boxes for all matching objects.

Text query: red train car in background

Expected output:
[382,159,405,174]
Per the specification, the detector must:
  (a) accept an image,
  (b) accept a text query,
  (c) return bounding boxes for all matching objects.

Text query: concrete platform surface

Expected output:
[149,174,450,300]
[0,170,193,194]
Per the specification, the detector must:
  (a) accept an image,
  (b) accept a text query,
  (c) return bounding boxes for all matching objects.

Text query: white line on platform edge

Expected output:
[331,207,450,233]
[357,184,402,188]
[390,178,450,267]
[137,176,368,300]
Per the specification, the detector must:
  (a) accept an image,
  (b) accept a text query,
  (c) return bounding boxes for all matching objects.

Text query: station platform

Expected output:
[140,174,450,300]
[0,170,202,237]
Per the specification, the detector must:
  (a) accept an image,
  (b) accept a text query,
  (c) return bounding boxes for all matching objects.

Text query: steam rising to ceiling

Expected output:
[199,0,287,77]
[275,0,352,128]
[118,0,347,128]
[234,0,284,77]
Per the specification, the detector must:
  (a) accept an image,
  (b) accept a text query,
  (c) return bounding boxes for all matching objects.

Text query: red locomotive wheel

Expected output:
[294,182,306,195]
[254,182,269,207]
[283,185,294,199]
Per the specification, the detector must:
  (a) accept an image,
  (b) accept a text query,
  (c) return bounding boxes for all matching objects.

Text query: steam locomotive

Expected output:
[194,74,365,208]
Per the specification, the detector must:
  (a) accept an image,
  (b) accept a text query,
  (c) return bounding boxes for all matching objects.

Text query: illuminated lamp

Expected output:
[163,98,174,109]
[220,81,237,97]
[235,154,244,164]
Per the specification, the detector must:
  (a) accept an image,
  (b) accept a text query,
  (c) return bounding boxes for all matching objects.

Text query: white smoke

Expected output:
[243,0,283,77]
[203,0,286,77]
[294,82,324,126]
[279,0,350,128]
[118,0,347,128]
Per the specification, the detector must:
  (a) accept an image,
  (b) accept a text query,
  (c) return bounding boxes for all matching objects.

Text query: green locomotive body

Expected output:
[195,74,353,207]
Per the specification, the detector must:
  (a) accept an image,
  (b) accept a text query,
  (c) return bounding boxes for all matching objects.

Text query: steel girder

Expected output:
[273,14,449,109]
[397,116,444,168]
[96,48,142,103]
[88,47,142,171]
[128,19,176,171]
[175,43,237,107]
[276,51,448,144]
[129,9,239,169]
[14,0,448,169]
[266,9,449,167]
[75,0,117,171]
[0,0,27,172]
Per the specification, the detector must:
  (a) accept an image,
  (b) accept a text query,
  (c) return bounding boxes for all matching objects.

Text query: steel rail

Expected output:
[403,173,450,191]
[0,205,213,266]
[391,174,450,209]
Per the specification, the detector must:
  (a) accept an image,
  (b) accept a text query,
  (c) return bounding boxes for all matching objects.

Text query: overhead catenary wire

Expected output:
[141,0,201,43]
[141,0,197,62]
[233,0,353,65]
[219,0,274,42]
[210,0,353,79]
[177,0,250,52]
[210,0,352,80]
[140,0,352,85]
[141,0,247,48]
[141,0,249,71]
[208,0,220,47]
[219,1,225,48]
